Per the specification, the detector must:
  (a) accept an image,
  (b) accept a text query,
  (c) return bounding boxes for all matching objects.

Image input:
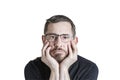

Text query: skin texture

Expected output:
[41,22,78,80]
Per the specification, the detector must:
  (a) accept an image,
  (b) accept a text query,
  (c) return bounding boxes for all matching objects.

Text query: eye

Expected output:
[62,35,69,39]
[49,35,56,39]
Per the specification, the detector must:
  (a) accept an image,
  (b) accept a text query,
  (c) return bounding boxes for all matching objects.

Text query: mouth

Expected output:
[53,50,65,54]
[50,48,67,56]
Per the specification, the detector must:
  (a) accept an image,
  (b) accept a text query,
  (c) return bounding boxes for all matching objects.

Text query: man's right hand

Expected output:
[41,41,59,71]
[41,42,59,80]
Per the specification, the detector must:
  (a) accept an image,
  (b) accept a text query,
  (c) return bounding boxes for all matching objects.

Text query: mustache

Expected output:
[51,47,67,53]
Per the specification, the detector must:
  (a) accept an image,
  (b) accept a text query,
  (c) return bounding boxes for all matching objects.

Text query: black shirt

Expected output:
[24,55,99,80]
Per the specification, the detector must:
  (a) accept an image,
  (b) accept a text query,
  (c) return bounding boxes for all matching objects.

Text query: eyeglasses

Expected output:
[45,33,73,43]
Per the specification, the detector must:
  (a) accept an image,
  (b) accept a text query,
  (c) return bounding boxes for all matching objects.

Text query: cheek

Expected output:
[65,43,70,52]
[64,45,68,52]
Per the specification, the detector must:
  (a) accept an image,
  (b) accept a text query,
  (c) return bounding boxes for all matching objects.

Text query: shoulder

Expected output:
[24,57,50,79]
[24,57,42,74]
[69,55,99,80]
[77,55,98,68]
[73,55,99,74]
[25,57,47,71]
[77,55,99,75]
[25,57,41,69]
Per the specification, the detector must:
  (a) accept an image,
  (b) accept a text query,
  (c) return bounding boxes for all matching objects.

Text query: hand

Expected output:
[60,41,78,70]
[41,41,59,71]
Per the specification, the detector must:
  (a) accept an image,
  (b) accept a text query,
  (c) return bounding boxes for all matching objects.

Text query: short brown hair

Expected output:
[44,15,76,38]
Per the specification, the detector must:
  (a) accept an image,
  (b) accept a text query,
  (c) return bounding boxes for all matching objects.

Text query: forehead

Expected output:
[46,22,72,35]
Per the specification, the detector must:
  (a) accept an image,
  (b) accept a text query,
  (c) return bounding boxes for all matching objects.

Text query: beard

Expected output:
[54,54,66,63]
[50,48,68,63]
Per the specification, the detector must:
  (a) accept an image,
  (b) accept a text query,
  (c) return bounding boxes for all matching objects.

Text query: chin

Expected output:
[50,51,68,63]
[54,54,66,63]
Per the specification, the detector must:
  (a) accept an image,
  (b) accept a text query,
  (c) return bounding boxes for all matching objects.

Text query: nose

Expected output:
[55,36,62,47]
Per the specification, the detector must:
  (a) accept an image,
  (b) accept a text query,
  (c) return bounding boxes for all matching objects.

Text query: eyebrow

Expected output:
[45,33,69,35]
[45,33,57,35]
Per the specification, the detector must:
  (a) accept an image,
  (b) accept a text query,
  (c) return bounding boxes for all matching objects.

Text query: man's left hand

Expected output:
[60,41,78,70]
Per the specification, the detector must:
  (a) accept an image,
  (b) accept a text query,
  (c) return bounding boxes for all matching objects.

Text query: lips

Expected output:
[50,48,67,56]
[53,50,65,54]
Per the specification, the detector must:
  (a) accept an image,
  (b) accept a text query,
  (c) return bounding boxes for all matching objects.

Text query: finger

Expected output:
[45,46,51,58]
[42,40,48,50]
[43,40,48,45]
[42,42,49,57]
[71,41,78,54]
[68,42,73,57]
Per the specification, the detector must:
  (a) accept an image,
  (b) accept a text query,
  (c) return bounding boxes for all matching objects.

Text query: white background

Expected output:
[0,0,120,80]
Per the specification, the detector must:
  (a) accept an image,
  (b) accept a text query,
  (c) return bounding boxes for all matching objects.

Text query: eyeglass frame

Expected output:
[44,33,73,43]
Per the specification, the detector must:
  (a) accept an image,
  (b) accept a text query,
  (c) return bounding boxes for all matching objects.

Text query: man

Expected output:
[24,15,99,80]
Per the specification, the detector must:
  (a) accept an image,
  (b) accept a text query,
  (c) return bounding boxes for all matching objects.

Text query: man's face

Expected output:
[43,22,74,62]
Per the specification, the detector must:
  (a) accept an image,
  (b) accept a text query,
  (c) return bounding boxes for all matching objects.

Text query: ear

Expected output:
[42,35,46,44]
[73,37,78,44]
